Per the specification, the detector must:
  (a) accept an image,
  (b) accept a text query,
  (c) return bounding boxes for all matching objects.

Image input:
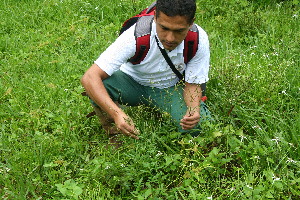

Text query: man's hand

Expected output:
[114,112,140,139]
[81,64,140,140]
[180,110,200,130]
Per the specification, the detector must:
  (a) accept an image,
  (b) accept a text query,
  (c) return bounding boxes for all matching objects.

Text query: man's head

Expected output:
[154,0,196,50]
[156,0,196,24]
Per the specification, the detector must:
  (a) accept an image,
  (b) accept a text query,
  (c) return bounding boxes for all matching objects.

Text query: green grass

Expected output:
[1,0,299,199]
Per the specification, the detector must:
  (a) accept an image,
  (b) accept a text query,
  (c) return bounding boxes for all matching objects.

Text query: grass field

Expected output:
[1,0,299,199]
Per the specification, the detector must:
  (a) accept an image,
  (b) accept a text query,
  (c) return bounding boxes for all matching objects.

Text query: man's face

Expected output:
[155,11,193,51]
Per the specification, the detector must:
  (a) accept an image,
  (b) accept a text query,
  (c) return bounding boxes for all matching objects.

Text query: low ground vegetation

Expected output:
[0,0,299,199]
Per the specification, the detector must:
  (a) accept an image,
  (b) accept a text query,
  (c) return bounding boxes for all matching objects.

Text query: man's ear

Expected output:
[154,10,157,22]
[189,17,195,28]
[190,17,195,25]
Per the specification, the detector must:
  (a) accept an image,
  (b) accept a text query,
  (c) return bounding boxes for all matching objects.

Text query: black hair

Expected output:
[156,0,196,24]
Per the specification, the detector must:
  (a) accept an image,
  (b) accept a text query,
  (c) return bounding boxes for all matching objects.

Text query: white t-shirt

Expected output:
[95,21,210,89]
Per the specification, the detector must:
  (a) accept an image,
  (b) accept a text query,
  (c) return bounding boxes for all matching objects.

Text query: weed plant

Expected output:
[0,0,299,199]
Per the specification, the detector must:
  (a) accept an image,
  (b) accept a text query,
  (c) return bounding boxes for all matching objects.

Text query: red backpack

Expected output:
[120,1,199,65]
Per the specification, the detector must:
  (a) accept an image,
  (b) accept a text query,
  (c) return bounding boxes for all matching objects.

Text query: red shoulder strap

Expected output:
[129,34,151,65]
[184,24,199,64]
[129,15,154,65]
[128,2,156,64]
[139,1,156,15]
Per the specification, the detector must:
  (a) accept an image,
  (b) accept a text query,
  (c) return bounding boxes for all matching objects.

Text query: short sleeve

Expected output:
[94,25,136,76]
[184,25,210,84]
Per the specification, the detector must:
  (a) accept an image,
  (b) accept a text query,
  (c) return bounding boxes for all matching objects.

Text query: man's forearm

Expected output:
[183,82,202,115]
[81,65,123,120]
[85,80,122,119]
[180,82,202,130]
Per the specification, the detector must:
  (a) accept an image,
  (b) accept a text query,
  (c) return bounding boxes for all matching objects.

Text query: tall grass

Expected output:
[1,0,299,199]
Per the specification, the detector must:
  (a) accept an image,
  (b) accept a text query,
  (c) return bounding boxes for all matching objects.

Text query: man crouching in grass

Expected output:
[81,0,211,148]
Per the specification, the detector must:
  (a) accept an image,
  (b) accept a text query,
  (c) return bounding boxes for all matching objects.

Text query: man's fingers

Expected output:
[119,125,140,139]
[123,124,140,135]
[180,122,197,130]
[180,119,200,127]
[180,114,200,130]
[183,114,200,121]
[128,133,140,140]
[181,119,200,125]
[123,129,140,139]
[115,115,140,138]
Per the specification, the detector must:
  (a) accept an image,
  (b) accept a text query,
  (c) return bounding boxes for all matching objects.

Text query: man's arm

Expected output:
[180,82,202,130]
[81,64,139,139]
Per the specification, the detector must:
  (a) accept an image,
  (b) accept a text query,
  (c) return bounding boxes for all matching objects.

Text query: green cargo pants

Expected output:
[91,70,211,136]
